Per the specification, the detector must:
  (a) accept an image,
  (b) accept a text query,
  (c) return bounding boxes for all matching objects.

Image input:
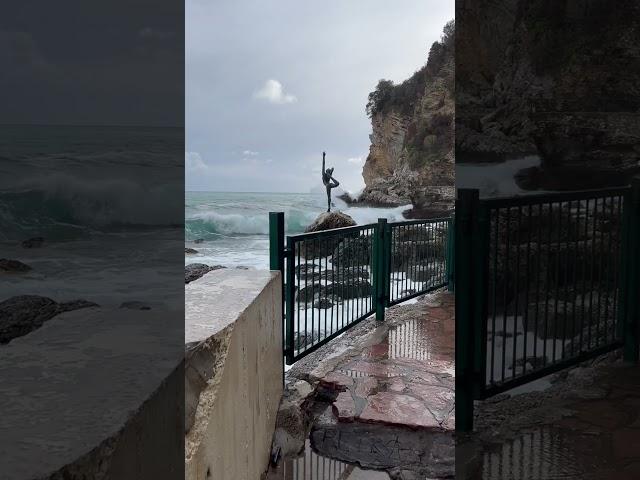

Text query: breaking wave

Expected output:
[0,174,183,241]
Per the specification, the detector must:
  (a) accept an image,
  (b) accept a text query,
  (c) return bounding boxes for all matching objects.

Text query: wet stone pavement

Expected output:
[266,290,455,480]
[457,352,640,480]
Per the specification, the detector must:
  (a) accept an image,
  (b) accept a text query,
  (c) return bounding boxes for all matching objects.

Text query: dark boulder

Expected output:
[185,247,198,254]
[0,295,98,344]
[0,259,32,273]
[332,237,372,267]
[185,263,225,284]
[304,212,356,233]
[119,301,152,310]
[21,237,45,249]
[313,298,334,309]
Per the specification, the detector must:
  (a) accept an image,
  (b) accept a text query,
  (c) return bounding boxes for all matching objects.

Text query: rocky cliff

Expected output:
[356,21,454,216]
[456,0,640,190]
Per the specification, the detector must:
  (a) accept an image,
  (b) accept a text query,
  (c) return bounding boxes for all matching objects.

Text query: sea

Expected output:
[0,125,184,309]
[185,192,412,269]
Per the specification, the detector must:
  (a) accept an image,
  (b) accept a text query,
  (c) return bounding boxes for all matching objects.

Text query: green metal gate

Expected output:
[456,180,640,432]
[270,214,454,365]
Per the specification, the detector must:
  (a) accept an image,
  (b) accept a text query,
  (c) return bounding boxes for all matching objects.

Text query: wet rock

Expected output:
[293,330,328,351]
[304,212,356,233]
[271,380,314,457]
[310,407,453,478]
[295,263,317,278]
[295,283,325,304]
[21,237,44,248]
[184,263,225,284]
[332,392,356,422]
[300,265,370,284]
[193,238,205,244]
[405,264,442,283]
[400,289,417,297]
[331,278,373,300]
[235,265,250,270]
[119,301,151,310]
[0,258,32,273]
[392,241,446,272]
[313,297,334,309]
[319,372,354,393]
[184,247,198,254]
[58,299,99,312]
[332,236,372,267]
[0,295,98,344]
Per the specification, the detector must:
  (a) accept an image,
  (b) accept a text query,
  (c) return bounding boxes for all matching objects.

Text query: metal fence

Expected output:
[456,181,640,432]
[387,218,451,306]
[270,214,454,365]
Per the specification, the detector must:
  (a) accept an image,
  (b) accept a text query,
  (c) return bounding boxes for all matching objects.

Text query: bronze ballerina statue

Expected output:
[321,151,340,212]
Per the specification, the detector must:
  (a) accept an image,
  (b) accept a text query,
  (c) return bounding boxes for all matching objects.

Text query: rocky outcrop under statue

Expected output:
[356,21,454,216]
[304,211,356,233]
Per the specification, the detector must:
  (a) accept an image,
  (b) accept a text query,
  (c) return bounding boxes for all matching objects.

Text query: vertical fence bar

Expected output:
[624,178,640,362]
[269,212,286,377]
[447,215,455,291]
[384,222,392,307]
[456,188,480,432]
[285,236,296,365]
[374,218,387,321]
[474,205,490,397]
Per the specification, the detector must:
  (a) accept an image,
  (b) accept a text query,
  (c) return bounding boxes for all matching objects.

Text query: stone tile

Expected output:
[346,360,401,377]
[319,371,354,392]
[363,343,389,359]
[359,392,440,429]
[332,391,356,422]
[406,382,454,424]
[354,376,378,399]
[387,377,406,393]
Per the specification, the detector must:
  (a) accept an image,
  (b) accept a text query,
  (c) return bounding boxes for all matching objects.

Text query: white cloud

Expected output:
[347,156,364,165]
[185,151,209,172]
[242,150,259,156]
[253,79,297,104]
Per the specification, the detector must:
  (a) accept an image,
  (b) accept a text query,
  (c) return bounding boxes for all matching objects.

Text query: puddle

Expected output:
[266,440,390,479]
[475,425,619,480]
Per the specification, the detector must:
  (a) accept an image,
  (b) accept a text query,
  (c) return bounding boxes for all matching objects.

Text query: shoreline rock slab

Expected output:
[0,295,98,344]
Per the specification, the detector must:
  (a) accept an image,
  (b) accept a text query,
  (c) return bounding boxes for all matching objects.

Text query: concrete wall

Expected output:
[185,269,283,480]
[0,307,184,480]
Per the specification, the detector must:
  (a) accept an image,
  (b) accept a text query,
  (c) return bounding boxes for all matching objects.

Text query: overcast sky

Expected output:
[186,0,453,193]
[1,1,183,127]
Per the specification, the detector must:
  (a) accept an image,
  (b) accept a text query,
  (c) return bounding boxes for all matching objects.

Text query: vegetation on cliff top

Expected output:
[366,20,454,119]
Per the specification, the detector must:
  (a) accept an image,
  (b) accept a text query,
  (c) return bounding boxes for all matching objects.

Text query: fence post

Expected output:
[624,178,640,362]
[269,212,286,375]
[375,218,388,321]
[455,189,480,432]
[446,215,455,292]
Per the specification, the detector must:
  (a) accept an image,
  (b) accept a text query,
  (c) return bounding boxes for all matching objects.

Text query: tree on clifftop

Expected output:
[366,79,394,118]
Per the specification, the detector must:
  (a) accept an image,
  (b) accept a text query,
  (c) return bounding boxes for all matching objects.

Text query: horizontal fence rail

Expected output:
[456,182,640,432]
[270,214,454,365]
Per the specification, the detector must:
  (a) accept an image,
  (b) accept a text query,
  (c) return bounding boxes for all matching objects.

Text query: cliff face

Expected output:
[456,0,640,190]
[357,21,454,215]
